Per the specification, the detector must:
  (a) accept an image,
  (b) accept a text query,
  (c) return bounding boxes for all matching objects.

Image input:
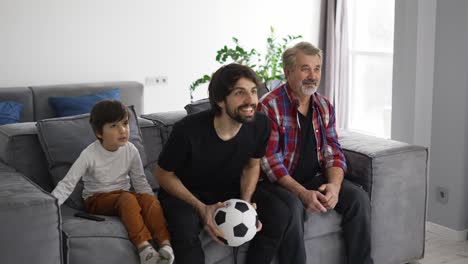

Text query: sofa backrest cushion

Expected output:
[0,101,24,125]
[184,83,271,115]
[184,98,211,115]
[184,87,270,115]
[36,106,147,210]
[141,111,187,144]
[0,87,34,122]
[30,81,144,121]
[49,88,120,117]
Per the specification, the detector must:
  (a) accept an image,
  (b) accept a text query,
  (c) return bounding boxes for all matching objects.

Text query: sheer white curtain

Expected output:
[319,0,349,129]
[347,0,394,139]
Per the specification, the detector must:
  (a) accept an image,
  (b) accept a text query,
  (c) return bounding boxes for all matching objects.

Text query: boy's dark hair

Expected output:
[208,63,260,115]
[89,100,129,141]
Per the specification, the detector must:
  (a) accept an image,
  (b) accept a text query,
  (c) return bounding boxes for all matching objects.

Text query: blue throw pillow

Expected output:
[0,101,24,125]
[49,88,121,117]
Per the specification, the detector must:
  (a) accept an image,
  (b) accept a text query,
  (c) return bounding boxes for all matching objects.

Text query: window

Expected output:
[348,0,395,138]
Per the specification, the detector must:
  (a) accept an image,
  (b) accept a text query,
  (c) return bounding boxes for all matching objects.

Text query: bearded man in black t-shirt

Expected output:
[155,64,300,264]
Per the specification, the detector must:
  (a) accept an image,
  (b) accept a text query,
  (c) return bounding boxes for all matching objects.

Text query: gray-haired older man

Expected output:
[255,41,374,264]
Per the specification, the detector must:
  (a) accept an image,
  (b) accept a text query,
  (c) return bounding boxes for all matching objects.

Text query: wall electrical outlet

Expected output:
[145,76,168,86]
[436,186,449,204]
[161,76,168,85]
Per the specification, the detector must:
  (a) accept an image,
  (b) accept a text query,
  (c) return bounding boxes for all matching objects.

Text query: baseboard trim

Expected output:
[426,221,468,241]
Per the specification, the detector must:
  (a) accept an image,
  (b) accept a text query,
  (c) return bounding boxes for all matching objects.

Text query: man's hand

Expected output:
[298,189,328,213]
[318,183,341,210]
[197,202,226,245]
[250,202,263,232]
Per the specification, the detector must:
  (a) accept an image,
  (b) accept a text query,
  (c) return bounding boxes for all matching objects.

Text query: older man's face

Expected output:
[285,52,321,99]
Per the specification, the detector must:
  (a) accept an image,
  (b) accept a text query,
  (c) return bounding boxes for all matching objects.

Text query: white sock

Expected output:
[157,245,175,264]
[139,245,159,264]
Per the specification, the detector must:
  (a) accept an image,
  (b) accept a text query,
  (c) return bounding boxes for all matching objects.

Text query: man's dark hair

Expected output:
[208,63,260,115]
[89,100,129,141]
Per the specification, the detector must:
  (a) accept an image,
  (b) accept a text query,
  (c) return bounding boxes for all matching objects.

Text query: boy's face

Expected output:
[97,116,130,151]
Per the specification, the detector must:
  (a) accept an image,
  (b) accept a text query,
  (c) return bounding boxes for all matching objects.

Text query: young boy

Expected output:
[51,100,174,264]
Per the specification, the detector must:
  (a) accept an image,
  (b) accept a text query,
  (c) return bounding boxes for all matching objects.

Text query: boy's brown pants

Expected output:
[84,190,170,247]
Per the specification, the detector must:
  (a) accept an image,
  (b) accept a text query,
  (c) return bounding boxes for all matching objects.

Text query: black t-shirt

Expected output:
[158,110,271,195]
[292,107,320,184]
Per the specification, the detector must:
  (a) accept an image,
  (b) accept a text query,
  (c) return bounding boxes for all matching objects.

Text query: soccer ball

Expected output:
[213,198,258,247]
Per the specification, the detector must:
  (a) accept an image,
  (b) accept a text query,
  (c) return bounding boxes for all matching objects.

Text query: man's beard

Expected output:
[226,104,257,123]
[301,79,318,96]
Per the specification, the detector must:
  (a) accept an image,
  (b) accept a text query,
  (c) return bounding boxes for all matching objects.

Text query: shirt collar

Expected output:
[284,82,299,108]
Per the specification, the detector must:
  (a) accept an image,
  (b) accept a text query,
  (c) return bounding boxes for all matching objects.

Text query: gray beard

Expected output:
[301,85,317,96]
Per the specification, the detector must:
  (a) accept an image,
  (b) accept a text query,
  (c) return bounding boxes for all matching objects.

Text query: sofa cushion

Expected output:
[0,87,34,122]
[141,111,186,143]
[184,83,270,115]
[59,205,140,264]
[49,88,120,117]
[30,82,144,121]
[184,98,211,115]
[138,117,164,190]
[0,101,23,125]
[37,106,147,210]
[0,161,15,172]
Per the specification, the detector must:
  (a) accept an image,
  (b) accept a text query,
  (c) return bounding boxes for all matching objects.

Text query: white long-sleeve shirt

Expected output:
[52,140,153,205]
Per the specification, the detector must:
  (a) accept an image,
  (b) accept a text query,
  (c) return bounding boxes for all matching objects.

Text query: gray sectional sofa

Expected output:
[0,81,428,264]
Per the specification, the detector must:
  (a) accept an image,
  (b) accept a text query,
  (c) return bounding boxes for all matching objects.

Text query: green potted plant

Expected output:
[190,27,302,101]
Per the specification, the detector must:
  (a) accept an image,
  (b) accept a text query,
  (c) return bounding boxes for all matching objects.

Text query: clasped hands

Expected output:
[299,183,341,213]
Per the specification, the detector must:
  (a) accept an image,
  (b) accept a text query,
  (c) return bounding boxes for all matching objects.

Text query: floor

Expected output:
[410,231,468,264]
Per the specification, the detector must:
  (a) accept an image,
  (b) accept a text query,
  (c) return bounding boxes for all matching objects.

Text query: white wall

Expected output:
[392,0,436,148]
[393,0,468,234]
[0,0,322,113]
[428,0,468,233]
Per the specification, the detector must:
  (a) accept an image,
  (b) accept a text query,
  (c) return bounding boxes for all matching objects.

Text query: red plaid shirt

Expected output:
[257,83,347,182]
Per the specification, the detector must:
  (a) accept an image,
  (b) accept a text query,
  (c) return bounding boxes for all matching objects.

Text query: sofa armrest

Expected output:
[339,130,427,264]
[0,165,62,264]
[0,122,53,191]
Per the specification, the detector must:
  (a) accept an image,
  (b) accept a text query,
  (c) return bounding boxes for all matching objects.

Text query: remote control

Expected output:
[74,212,105,222]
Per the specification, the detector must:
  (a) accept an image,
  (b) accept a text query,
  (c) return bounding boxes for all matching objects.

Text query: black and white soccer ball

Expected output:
[213,198,258,247]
